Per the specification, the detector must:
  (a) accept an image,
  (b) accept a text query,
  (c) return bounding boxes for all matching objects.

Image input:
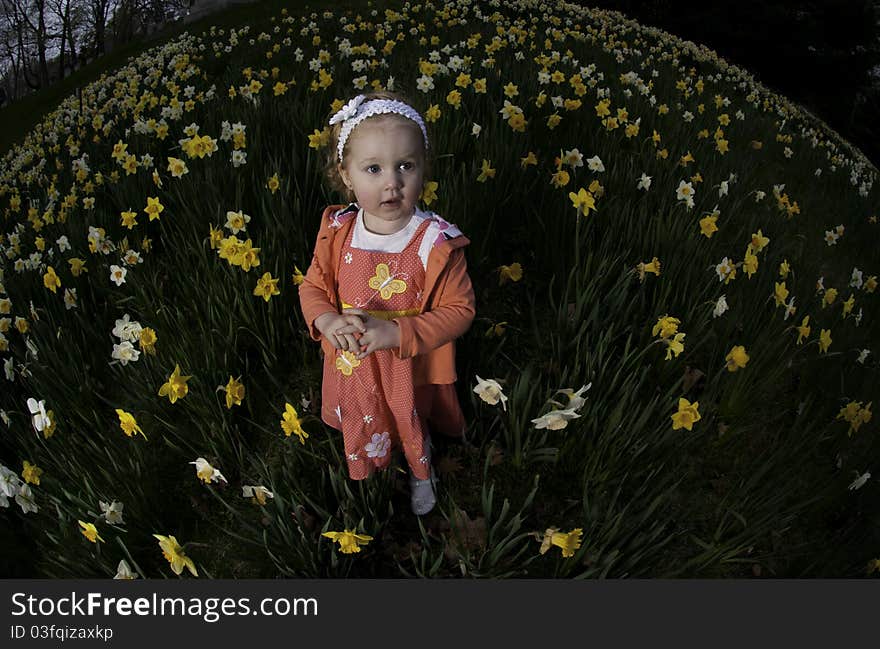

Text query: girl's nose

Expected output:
[386,173,403,189]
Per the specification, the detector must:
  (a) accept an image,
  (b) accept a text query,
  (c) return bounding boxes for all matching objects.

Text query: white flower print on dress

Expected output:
[344,252,353,264]
[364,432,391,458]
[347,453,360,461]
[363,414,374,424]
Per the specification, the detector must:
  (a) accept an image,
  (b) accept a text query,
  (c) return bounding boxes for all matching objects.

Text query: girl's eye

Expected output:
[367,165,380,173]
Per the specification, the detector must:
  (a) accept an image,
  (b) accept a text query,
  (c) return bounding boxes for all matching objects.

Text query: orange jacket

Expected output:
[298,204,476,385]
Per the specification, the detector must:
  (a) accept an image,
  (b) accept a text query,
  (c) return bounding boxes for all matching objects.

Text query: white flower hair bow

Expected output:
[329,94,366,126]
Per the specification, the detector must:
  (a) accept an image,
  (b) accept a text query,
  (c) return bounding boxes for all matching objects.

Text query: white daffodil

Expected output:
[16,483,38,514]
[26,397,50,434]
[0,463,21,499]
[586,155,604,172]
[856,349,870,364]
[850,268,863,289]
[99,499,125,525]
[473,375,508,411]
[552,383,592,411]
[114,559,138,579]
[637,172,652,191]
[848,471,870,491]
[241,485,274,505]
[531,407,581,430]
[111,341,140,366]
[112,313,142,342]
[713,295,729,318]
[189,457,227,484]
[109,264,127,286]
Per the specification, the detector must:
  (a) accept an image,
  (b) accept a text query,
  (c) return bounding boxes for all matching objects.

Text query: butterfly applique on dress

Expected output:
[335,350,361,376]
[368,262,408,300]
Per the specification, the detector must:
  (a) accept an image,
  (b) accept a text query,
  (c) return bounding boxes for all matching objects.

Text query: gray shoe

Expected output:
[409,466,438,515]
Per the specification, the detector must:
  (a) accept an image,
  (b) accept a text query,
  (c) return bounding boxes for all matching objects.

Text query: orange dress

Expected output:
[324,217,435,480]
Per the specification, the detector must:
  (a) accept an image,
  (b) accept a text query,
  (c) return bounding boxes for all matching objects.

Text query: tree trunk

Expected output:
[36,0,49,88]
[57,1,68,79]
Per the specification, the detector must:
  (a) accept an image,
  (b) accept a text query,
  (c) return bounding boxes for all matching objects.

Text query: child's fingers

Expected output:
[356,340,373,359]
[342,308,369,318]
[342,332,359,353]
[335,322,365,335]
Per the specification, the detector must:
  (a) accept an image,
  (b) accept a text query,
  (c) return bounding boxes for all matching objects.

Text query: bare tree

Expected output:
[87,0,115,57]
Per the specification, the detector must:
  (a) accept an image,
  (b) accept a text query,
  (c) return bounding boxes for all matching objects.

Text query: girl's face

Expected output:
[338,117,425,234]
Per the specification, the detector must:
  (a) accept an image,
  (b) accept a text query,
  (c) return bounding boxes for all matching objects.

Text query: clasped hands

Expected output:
[315,308,400,360]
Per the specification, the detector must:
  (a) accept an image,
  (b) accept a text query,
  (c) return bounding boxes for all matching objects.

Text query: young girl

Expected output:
[298,90,475,515]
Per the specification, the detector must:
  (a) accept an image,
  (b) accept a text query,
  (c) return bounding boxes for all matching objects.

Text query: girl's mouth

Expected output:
[382,200,400,207]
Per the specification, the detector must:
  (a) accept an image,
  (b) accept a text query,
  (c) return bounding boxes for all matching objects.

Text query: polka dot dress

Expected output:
[324,216,434,481]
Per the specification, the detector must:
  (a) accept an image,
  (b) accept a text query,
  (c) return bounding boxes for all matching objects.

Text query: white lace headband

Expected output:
[329,95,429,163]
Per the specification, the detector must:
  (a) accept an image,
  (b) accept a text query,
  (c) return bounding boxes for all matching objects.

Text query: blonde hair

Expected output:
[322,90,433,204]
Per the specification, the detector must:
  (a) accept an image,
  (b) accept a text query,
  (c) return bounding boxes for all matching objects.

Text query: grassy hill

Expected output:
[0,0,877,578]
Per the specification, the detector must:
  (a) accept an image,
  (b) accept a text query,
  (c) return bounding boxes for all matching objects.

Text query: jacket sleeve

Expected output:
[298,214,338,342]
[392,246,475,359]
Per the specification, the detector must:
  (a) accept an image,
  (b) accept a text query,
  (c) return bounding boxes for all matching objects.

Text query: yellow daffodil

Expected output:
[818,329,832,354]
[841,294,855,318]
[139,327,157,354]
[538,527,583,558]
[78,520,104,543]
[568,187,596,217]
[158,363,191,404]
[115,408,147,439]
[796,315,811,345]
[636,257,661,282]
[743,249,758,279]
[420,180,438,205]
[322,529,373,554]
[253,272,280,301]
[774,282,789,307]
[143,196,164,221]
[68,258,87,277]
[477,159,495,182]
[267,172,280,194]
[120,209,138,229]
[725,345,749,372]
[652,315,680,340]
[281,403,308,444]
[223,376,245,409]
[750,229,770,253]
[43,266,61,293]
[153,534,198,576]
[550,169,570,188]
[307,128,329,149]
[665,332,686,360]
[836,401,873,436]
[822,287,838,307]
[699,213,718,238]
[484,321,508,338]
[22,460,43,485]
[671,397,701,431]
[498,262,523,285]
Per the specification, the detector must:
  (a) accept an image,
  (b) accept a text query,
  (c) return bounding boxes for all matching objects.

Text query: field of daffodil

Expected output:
[0,0,878,578]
